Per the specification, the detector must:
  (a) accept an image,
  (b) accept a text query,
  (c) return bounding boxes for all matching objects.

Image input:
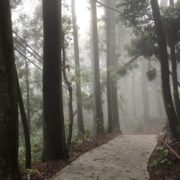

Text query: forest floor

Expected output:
[50,135,157,180]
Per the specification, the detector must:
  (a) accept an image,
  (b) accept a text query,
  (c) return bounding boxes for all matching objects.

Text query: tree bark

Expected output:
[17,78,31,169]
[131,68,137,122]
[91,0,104,134]
[170,43,180,121]
[62,33,74,151]
[105,0,114,133]
[106,70,113,132]
[0,0,20,179]
[25,58,31,131]
[169,0,180,121]
[151,0,180,139]
[141,61,150,131]
[105,0,121,133]
[71,0,85,135]
[42,0,67,161]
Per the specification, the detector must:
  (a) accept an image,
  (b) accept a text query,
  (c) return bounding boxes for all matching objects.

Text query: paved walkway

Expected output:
[50,135,157,180]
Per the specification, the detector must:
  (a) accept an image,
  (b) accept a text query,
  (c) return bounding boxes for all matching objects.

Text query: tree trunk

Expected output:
[169,0,180,121]
[105,0,114,133]
[105,0,121,133]
[25,53,31,131]
[155,76,165,119]
[141,60,150,131]
[62,33,74,151]
[0,0,20,179]
[132,68,137,122]
[106,71,113,132]
[17,78,31,169]
[91,0,104,134]
[71,0,85,135]
[42,0,67,161]
[170,44,180,121]
[151,0,180,139]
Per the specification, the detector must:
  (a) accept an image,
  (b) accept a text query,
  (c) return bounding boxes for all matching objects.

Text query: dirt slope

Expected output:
[50,135,157,180]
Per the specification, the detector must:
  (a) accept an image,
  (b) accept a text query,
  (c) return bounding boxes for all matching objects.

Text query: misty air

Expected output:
[0,0,180,179]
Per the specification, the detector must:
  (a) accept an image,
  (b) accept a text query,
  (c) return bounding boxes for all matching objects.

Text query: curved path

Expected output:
[51,135,157,180]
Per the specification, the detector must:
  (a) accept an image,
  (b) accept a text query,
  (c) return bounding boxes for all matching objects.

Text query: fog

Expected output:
[11,0,168,136]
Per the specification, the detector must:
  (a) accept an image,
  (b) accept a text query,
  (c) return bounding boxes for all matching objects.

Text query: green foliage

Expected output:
[120,0,151,34]
[126,37,154,58]
[149,145,172,168]
[146,68,157,81]
[19,140,26,167]
[24,169,39,180]
[71,66,94,111]
[120,0,180,86]
[62,15,73,48]
[121,0,180,58]
[31,132,43,164]
[162,4,180,45]
[81,92,93,111]
[118,68,128,77]
[73,129,93,144]
[19,132,43,167]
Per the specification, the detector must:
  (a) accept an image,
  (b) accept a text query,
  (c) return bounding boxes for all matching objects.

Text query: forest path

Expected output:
[51,135,157,180]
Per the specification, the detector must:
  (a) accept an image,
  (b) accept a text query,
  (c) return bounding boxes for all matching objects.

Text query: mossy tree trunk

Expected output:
[0,0,20,179]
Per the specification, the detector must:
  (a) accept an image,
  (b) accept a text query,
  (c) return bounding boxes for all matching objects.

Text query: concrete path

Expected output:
[50,135,157,180]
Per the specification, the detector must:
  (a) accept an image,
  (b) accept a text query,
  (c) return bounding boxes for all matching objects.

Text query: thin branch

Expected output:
[96,0,121,14]
[117,54,140,74]
[160,139,180,161]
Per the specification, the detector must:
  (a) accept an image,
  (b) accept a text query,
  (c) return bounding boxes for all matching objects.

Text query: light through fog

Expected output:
[12,0,104,37]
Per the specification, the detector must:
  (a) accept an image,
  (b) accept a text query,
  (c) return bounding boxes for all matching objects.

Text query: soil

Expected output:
[21,133,118,180]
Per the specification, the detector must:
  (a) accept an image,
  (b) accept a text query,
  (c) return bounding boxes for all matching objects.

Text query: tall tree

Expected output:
[0,0,20,179]
[168,0,180,121]
[17,79,31,169]
[151,0,180,139]
[71,0,85,135]
[91,0,104,134]
[62,31,74,150]
[131,68,137,122]
[141,60,150,130]
[25,58,31,130]
[42,0,67,161]
[105,0,121,133]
